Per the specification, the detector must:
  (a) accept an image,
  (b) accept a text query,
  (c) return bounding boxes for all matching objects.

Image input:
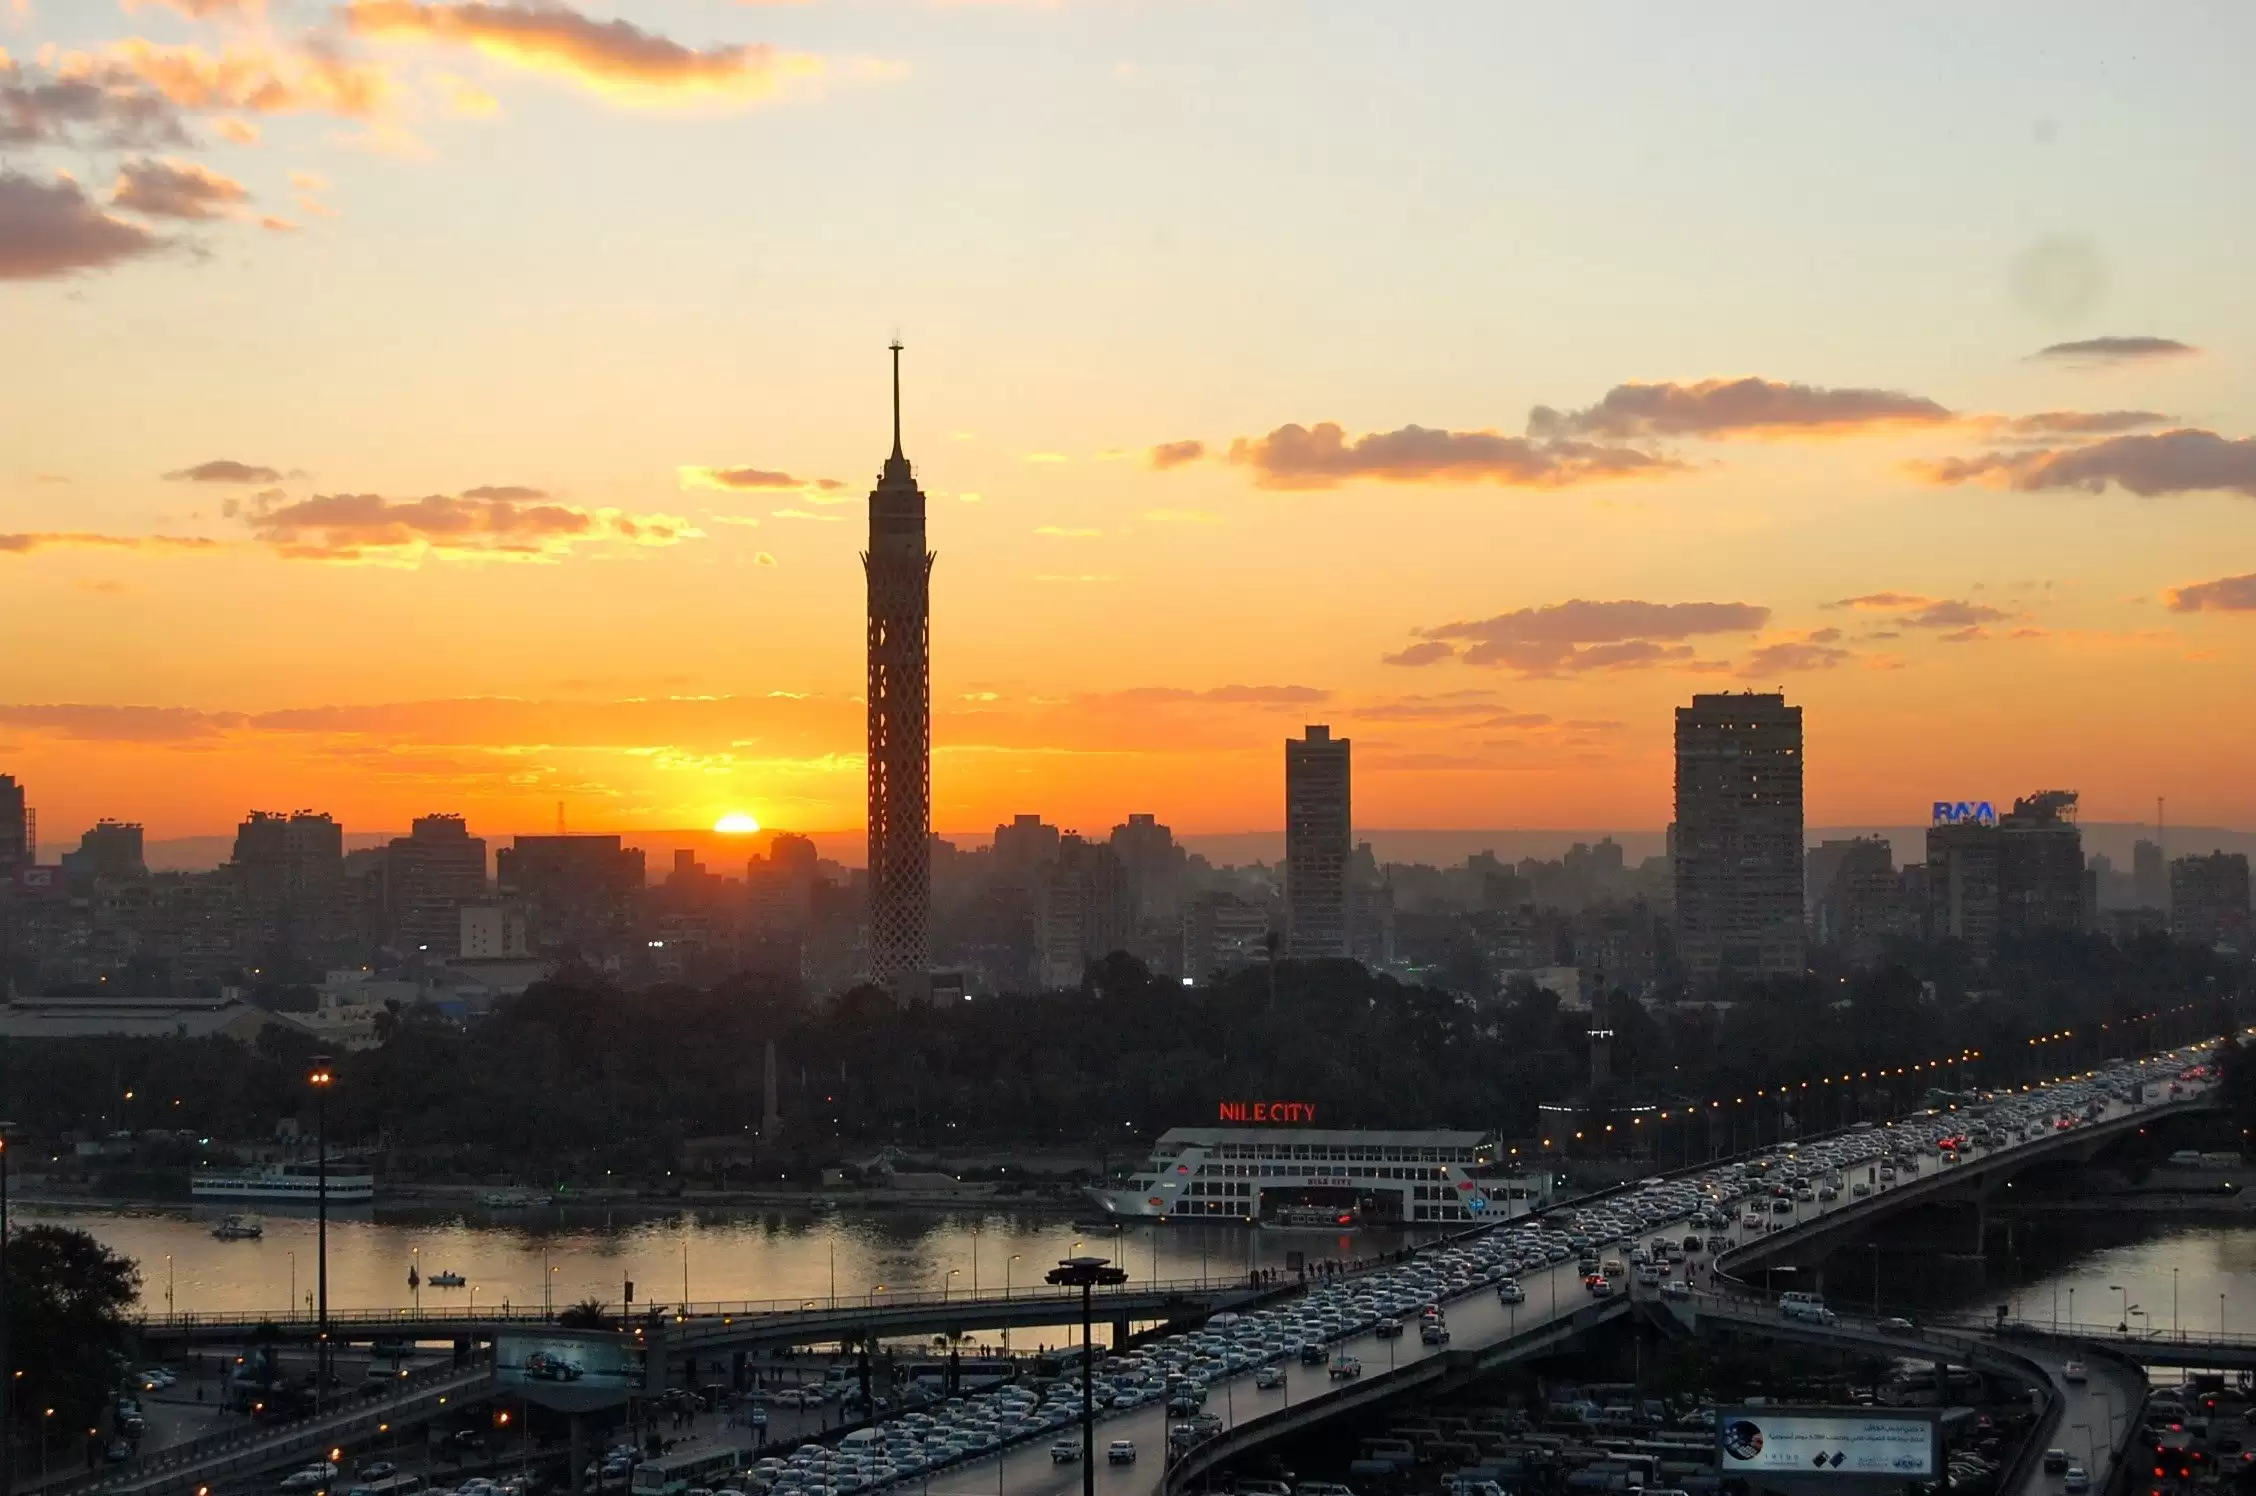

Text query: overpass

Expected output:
[135,1278,1272,1356]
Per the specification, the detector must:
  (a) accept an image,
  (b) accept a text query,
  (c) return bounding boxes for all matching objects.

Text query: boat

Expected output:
[428,1271,467,1288]
[1088,1123,1545,1227]
[211,1213,264,1240]
[478,1189,547,1209]
[192,1161,376,1204]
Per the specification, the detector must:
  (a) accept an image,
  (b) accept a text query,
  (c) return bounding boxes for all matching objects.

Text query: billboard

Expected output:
[1931,800,1998,827]
[1718,1409,1940,1481]
[494,1330,646,1412]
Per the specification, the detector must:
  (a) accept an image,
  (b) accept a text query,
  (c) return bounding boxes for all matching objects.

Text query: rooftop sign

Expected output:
[1217,1101,1318,1123]
[1931,800,1997,827]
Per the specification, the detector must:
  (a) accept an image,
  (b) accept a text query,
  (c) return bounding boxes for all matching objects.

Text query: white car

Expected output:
[1106,1441,1136,1465]
[1048,1442,1079,1464]
[2063,1361,2087,1383]
[282,1464,339,1491]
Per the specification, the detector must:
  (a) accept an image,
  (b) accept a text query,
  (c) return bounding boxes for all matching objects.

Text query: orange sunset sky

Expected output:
[4,1,2256,848]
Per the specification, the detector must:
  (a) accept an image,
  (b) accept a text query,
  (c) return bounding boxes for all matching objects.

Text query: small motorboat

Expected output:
[428,1270,467,1288]
[211,1214,264,1240]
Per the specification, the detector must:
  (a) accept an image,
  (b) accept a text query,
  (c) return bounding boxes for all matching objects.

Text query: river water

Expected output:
[22,1202,1409,1325]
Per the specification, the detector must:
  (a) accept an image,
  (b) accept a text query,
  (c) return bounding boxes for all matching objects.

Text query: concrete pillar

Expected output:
[1932,1360,1949,1408]
[569,1414,586,1495]
[1111,1318,1131,1351]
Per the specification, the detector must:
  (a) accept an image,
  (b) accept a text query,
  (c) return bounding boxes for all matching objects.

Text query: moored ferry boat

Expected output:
[192,1162,376,1204]
[1089,1120,1548,1226]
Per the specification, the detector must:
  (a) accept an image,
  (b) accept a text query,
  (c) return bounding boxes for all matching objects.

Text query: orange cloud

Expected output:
[112,155,247,218]
[344,1,824,106]
[165,458,283,482]
[104,37,394,118]
[0,531,220,554]
[2029,335,2197,367]
[2,53,191,148]
[1225,422,1681,491]
[678,464,846,496]
[1145,439,1204,470]
[236,488,700,563]
[1528,377,1955,442]
[1909,429,2256,501]
[120,0,267,18]
[1400,599,1770,675]
[2165,573,2256,614]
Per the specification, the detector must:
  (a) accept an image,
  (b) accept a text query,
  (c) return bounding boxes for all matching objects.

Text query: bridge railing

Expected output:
[135,1278,1240,1332]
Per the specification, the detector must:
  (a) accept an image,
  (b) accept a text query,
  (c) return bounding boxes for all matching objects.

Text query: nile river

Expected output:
[25,1202,1407,1325]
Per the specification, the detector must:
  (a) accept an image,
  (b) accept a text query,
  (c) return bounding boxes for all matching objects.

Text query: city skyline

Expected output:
[7,3,2256,840]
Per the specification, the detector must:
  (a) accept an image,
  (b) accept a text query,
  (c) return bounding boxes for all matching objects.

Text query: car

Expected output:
[1049,1442,1080,1464]
[1878,1317,1915,1333]
[1254,1367,1286,1390]
[1298,1343,1329,1365]
[1661,1279,1690,1301]
[282,1464,340,1490]
[2063,1467,2089,1493]
[2041,1451,2069,1475]
[1420,1324,1450,1345]
[2063,1361,2087,1383]
[1329,1358,1362,1380]
[1496,1281,1524,1304]
[105,1441,132,1464]
[360,1465,400,1482]
[1107,1441,1136,1465]
[1374,1317,1403,1338]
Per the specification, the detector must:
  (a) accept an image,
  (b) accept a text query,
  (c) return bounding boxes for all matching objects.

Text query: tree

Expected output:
[6,1226,140,1441]
[557,1298,612,1330]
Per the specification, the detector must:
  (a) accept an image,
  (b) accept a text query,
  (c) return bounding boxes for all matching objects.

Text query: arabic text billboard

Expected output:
[1718,1409,1939,1480]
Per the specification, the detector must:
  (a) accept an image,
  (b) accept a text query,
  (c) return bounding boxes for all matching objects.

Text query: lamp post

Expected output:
[309,1055,334,1415]
[2110,1284,2134,1335]
[0,1119,13,1496]
[970,1221,979,1298]
[1046,1254,1127,1496]
[944,1270,959,1302]
[1004,1255,1021,1300]
[2173,1267,2180,1338]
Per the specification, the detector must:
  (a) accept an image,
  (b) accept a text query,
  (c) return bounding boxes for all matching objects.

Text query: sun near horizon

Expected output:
[714,813,762,835]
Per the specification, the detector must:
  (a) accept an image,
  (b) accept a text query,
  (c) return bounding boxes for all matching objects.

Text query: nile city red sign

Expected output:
[1217,1101,1317,1123]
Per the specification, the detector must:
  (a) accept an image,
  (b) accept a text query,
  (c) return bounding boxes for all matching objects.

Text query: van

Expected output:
[840,1430,884,1451]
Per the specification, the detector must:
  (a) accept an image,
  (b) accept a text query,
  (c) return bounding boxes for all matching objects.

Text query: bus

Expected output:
[630,1449,743,1496]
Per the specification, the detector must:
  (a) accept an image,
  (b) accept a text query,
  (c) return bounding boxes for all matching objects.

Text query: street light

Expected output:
[1004,1254,1021,1300]
[2109,1284,2135,1335]
[308,1055,336,1412]
[945,1269,960,1302]
[1046,1254,1128,1496]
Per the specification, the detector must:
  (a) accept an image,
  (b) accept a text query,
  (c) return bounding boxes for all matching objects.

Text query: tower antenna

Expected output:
[889,338,904,460]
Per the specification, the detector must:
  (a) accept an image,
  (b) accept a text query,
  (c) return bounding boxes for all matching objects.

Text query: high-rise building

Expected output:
[2134,838,2167,911]
[1814,837,1917,960]
[495,834,644,956]
[1110,812,1187,922]
[1672,692,1805,982]
[1926,790,2085,960]
[2170,852,2252,952]
[0,773,28,874]
[1284,725,1352,959]
[385,814,487,956]
[63,820,146,882]
[1034,834,1133,989]
[231,810,346,964]
[1182,890,1273,980]
[992,814,1061,879]
[865,341,934,1000]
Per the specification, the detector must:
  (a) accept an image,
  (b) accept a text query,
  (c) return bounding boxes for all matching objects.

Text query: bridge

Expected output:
[91,1059,2227,1496]
[135,1278,1273,1356]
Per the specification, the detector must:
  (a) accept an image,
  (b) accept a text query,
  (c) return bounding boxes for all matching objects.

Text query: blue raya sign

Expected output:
[1932,800,1998,827]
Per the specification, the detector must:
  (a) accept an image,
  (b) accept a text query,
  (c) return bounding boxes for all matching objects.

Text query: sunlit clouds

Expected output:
[2030,335,2199,367]
[1223,422,1680,490]
[232,488,702,563]
[0,169,163,278]
[1526,377,1956,442]
[1911,428,2256,500]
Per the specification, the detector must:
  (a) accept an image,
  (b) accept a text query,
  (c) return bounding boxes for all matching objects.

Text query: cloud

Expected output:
[0,53,191,148]
[2164,573,2256,613]
[165,458,283,483]
[212,116,259,142]
[1823,591,1933,611]
[112,155,248,218]
[770,508,843,522]
[0,703,235,742]
[1380,640,1455,668]
[1994,410,2172,437]
[1146,439,1205,470]
[2029,335,2198,367]
[1527,377,1954,442]
[1410,598,1769,675]
[678,464,845,494]
[344,1,823,105]
[258,213,296,231]
[1910,428,2256,501]
[103,37,395,118]
[121,0,268,17]
[1740,641,1852,675]
[1033,525,1101,537]
[236,488,699,562]
[0,531,220,555]
[1089,684,1329,708]
[1900,599,2009,629]
[1940,626,1990,644]
[1225,422,1680,491]
[0,170,165,280]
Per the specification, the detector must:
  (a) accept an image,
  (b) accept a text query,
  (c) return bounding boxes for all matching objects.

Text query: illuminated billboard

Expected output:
[494,1330,645,1412]
[1718,1409,1939,1480]
[1931,801,1998,827]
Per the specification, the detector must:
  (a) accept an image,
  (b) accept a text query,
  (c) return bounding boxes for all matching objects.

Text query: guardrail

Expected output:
[29,1360,496,1496]
[135,1279,1245,1333]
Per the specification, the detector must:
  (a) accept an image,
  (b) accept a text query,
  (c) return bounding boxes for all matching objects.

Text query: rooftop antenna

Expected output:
[889,337,904,460]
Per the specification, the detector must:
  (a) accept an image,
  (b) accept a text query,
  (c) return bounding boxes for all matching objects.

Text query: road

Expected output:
[909,1075,2200,1496]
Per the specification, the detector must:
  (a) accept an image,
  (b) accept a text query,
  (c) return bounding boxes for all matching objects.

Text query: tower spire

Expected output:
[889,338,904,460]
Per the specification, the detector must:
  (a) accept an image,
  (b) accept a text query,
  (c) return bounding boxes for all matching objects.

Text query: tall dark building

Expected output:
[865,341,934,999]
[496,834,644,956]
[231,810,345,964]
[1285,724,1352,958]
[1926,790,2085,961]
[2171,852,2252,952]
[1672,692,1805,982]
[0,773,29,874]
[385,814,487,956]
